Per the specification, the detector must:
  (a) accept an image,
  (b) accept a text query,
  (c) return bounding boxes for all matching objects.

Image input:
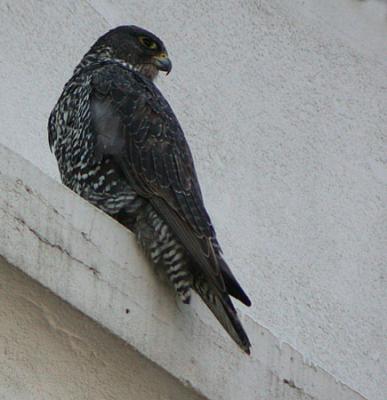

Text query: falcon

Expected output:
[48,26,251,353]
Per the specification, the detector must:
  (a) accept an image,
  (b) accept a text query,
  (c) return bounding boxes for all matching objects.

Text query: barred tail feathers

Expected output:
[194,276,251,354]
[134,203,251,354]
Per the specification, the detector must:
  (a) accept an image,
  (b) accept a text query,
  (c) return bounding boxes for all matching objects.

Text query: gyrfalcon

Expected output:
[48,26,251,353]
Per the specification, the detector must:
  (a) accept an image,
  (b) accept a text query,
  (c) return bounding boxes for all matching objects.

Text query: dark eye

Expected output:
[139,36,158,50]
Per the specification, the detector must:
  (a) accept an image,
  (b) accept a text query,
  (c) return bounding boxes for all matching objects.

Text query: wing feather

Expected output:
[90,64,250,304]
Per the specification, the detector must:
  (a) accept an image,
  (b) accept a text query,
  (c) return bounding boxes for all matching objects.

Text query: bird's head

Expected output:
[87,25,172,80]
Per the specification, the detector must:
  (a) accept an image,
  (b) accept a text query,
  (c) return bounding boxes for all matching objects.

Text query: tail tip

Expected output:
[244,297,252,307]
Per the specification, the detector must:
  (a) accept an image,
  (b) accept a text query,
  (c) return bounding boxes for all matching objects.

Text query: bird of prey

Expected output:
[48,26,251,353]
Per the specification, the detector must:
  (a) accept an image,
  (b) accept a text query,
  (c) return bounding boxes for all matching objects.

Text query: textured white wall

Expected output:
[0,1,386,399]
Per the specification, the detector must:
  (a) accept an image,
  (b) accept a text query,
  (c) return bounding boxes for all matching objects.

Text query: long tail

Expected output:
[194,275,251,354]
[129,204,251,353]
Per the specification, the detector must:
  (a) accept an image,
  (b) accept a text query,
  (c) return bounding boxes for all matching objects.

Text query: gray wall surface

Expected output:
[0,1,386,399]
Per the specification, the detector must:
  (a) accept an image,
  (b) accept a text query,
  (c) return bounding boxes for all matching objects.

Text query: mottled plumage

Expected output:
[49,26,251,353]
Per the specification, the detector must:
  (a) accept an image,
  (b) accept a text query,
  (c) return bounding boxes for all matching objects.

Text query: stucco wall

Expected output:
[0,1,386,400]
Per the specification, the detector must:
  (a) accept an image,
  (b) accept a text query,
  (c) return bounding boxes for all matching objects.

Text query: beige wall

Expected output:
[0,257,205,400]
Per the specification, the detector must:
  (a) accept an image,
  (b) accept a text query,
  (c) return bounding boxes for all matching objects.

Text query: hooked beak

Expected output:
[153,52,172,75]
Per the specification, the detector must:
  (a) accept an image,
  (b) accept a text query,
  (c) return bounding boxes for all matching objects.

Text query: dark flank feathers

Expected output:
[48,25,251,353]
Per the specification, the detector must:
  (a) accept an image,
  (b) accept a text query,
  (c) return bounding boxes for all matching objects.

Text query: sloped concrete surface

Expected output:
[0,144,368,399]
[0,257,206,400]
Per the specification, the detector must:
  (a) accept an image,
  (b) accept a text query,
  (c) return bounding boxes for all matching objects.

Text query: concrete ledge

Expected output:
[0,143,367,400]
[0,256,206,400]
